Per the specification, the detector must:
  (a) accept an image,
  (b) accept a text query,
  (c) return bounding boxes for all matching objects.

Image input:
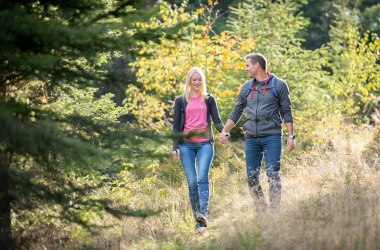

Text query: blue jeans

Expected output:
[179,141,214,218]
[245,135,282,210]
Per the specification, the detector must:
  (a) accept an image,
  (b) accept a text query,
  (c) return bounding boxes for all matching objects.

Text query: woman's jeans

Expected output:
[179,141,214,218]
[245,135,282,210]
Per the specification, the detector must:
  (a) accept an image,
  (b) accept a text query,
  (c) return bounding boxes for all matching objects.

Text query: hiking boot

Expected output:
[196,215,207,227]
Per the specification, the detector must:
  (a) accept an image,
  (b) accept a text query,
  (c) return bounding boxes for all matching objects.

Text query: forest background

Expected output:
[0,0,379,249]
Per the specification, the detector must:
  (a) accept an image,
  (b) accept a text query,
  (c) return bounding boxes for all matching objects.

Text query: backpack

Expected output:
[244,76,280,106]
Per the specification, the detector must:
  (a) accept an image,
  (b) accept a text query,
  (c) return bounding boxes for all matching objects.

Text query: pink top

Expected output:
[183,95,209,143]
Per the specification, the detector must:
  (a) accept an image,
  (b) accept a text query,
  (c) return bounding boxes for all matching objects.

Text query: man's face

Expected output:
[245,59,258,78]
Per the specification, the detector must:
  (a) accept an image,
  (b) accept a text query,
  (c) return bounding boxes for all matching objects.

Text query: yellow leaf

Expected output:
[196,7,205,15]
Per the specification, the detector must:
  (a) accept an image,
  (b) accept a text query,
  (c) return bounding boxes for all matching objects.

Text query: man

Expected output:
[220,53,295,212]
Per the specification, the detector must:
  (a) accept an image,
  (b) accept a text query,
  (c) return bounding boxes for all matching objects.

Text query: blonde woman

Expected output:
[172,67,225,230]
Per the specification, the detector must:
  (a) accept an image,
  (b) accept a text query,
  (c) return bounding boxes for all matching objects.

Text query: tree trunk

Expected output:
[0,151,12,250]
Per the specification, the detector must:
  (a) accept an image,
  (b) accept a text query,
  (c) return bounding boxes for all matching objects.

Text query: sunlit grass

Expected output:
[53,123,379,249]
[90,124,380,249]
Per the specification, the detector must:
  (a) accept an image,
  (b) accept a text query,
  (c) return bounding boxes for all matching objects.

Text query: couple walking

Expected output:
[172,53,296,230]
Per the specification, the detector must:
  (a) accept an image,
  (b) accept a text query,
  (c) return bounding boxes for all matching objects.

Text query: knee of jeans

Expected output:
[188,181,198,191]
[198,177,209,184]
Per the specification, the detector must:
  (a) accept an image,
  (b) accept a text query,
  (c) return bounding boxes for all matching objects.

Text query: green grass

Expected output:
[25,124,380,249]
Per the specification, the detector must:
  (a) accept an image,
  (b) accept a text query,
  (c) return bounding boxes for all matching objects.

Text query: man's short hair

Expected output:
[245,53,267,71]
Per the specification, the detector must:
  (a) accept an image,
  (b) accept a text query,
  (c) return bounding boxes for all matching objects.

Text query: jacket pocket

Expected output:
[257,118,278,132]
[243,118,256,136]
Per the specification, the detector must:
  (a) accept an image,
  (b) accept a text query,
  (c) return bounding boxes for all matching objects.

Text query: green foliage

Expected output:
[1,1,150,85]
[360,4,380,35]
[1,0,379,247]
[300,0,379,49]
[328,2,380,121]
[0,0,185,248]
[228,0,308,42]
[300,0,334,49]
[110,163,160,205]
[47,86,124,126]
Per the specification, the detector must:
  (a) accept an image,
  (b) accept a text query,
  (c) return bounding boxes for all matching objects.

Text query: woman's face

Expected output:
[190,72,203,93]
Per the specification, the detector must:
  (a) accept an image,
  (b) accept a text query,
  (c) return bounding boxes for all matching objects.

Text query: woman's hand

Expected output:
[219,131,230,144]
[172,149,180,160]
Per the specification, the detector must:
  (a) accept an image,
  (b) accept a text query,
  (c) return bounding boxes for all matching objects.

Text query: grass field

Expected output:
[26,125,379,250]
[82,125,379,250]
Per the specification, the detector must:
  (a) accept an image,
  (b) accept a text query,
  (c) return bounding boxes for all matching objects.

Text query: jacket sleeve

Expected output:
[227,85,247,123]
[208,95,224,132]
[172,96,182,150]
[278,80,293,123]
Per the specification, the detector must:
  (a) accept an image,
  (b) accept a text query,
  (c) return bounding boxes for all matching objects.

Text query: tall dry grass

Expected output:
[192,125,380,250]
[69,123,379,250]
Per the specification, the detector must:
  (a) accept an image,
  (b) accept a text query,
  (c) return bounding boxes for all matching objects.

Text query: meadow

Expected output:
[65,123,380,250]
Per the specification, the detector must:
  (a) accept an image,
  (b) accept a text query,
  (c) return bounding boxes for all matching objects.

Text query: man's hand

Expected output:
[287,136,296,152]
[172,149,180,160]
[219,131,230,144]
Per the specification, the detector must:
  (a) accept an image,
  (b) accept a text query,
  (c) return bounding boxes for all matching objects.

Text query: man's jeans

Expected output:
[245,135,282,210]
[179,141,214,218]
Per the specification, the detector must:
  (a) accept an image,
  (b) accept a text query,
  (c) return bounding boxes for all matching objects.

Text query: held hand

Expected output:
[219,131,230,144]
[172,149,180,160]
[287,137,296,152]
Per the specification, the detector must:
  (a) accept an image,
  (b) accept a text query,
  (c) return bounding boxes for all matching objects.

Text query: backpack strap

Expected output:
[269,77,279,99]
[241,80,255,108]
[270,77,281,107]
[243,78,280,106]
[244,80,255,98]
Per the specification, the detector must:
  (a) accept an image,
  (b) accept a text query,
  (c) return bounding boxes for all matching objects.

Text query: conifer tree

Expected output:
[0,0,182,248]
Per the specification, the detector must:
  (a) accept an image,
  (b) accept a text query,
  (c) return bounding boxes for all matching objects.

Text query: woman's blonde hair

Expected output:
[183,67,207,102]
